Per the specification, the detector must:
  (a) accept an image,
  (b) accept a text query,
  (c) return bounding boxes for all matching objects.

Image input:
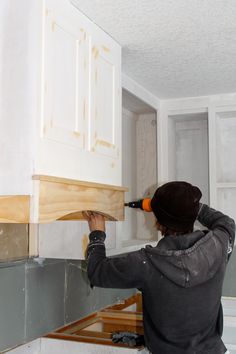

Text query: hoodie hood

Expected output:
[145,230,227,288]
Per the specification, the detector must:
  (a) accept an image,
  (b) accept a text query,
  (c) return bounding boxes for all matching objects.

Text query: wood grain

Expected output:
[0,196,30,223]
[45,294,145,349]
[33,175,127,192]
[35,176,126,223]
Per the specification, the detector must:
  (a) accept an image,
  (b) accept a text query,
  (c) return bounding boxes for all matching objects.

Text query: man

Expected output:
[85,181,235,354]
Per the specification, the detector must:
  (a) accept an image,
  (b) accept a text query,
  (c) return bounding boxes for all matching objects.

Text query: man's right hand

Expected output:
[83,211,106,233]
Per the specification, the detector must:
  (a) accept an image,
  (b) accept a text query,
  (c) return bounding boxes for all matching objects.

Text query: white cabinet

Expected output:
[214,107,236,231]
[0,0,123,260]
[168,112,209,205]
[0,0,122,224]
[41,0,121,186]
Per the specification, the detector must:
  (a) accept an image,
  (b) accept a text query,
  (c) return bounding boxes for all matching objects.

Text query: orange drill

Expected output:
[124,198,152,212]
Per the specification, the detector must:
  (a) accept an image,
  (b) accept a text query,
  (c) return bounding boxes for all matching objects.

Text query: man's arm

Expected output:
[84,212,146,289]
[197,204,235,259]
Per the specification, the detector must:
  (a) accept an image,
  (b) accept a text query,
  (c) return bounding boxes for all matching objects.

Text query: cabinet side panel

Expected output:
[38,221,115,260]
[119,109,137,242]
[136,113,157,240]
[216,111,236,183]
[0,1,42,194]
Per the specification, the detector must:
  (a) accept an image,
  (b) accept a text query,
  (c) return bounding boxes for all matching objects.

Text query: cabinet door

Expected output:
[90,31,121,161]
[39,0,122,186]
[43,2,88,150]
[213,107,236,228]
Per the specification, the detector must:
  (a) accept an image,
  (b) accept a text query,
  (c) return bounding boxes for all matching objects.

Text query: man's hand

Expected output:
[83,211,105,232]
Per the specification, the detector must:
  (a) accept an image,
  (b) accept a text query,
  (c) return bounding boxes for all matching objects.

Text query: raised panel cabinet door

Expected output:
[216,109,236,183]
[90,30,121,161]
[214,107,236,246]
[43,1,89,150]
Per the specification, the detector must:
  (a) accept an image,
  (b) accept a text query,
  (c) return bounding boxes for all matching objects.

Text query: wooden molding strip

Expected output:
[34,176,126,223]
[33,175,128,192]
[0,196,30,223]
[46,294,145,348]
[0,176,127,223]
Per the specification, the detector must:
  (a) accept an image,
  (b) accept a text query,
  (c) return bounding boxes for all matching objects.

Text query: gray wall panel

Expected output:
[0,262,25,351]
[25,259,66,341]
[65,260,135,323]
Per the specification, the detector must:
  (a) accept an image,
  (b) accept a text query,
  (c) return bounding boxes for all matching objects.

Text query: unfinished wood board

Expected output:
[0,224,29,261]
[102,294,142,312]
[32,175,126,223]
[46,294,144,348]
[136,113,157,241]
[47,315,143,347]
[0,196,30,223]
[119,109,158,250]
[120,109,138,242]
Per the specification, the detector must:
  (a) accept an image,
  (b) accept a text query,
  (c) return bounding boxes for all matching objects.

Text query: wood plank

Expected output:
[97,311,143,321]
[101,318,143,327]
[102,322,144,335]
[36,178,126,222]
[56,313,98,333]
[75,329,112,339]
[0,196,30,223]
[103,294,142,312]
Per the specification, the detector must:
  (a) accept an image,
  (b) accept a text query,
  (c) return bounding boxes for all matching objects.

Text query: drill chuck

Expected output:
[125,198,152,212]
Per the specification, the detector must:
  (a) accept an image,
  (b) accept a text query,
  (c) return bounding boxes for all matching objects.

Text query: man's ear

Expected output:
[155,219,165,235]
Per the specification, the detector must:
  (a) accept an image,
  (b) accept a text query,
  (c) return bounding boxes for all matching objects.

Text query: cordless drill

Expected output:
[125,198,152,212]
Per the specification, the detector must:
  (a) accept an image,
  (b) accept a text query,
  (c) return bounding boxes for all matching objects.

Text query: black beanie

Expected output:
[151,181,202,232]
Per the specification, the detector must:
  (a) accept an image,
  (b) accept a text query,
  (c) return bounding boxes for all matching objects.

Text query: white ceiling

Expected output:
[71,0,236,99]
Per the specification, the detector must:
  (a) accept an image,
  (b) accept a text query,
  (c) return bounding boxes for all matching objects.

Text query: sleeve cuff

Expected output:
[89,230,106,243]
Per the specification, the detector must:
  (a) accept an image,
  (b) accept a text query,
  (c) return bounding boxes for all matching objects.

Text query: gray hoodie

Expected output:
[87,204,235,354]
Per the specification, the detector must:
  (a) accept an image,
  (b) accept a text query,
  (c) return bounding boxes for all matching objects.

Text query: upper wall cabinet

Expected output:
[0,0,122,223]
[42,0,121,185]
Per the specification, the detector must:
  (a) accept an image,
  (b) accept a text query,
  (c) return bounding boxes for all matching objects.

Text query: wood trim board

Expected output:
[0,195,30,223]
[0,176,127,223]
[35,177,126,222]
[46,294,144,349]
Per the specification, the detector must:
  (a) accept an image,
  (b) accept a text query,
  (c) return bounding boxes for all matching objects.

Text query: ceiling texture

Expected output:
[71,0,236,99]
